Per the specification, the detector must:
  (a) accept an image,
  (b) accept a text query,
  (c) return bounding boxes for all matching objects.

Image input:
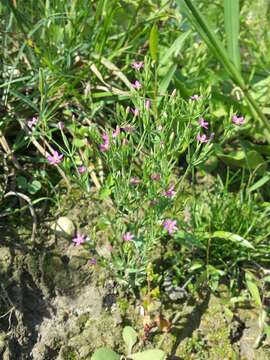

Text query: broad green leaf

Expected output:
[213,231,254,249]
[91,347,120,360]
[149,24,158,62]
[28,180,42,195]
[224,0,240,70]
[128,349,166,360]
[216,149,266,172]
[123,326,138,355]
[245,150,266,172]
[245,272,262,307]
[17,176,28,190]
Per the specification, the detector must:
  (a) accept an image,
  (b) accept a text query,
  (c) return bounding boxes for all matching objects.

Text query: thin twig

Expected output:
[4,191,37,242]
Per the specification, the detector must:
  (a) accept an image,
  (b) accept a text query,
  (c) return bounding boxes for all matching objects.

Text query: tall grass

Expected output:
[177,0,270,142]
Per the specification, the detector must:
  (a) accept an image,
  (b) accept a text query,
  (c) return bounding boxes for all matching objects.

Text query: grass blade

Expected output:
[149,23,158,62]
[224,0,241,70]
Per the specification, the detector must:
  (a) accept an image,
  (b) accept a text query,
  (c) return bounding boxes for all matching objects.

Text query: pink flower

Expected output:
[151,173,161,181]
[100,142,110,152]
[131,108,139,116]
[131,61,144,71]
[72,232,86,246]
[163,183,176,198]
[57,121,64,130]
[89,258,97,266]
[27,117,38,128]
[100,132,110,152]
[190,94,201,100]
[197,133,209,143]
[163,219,178,235]
[78,165,86,173]
[145,99,151,110]
[232,115,245,125]
[198,118,208,129]
[123,232,134,242]
[112,126,120,138]
[132,80,142,90]
[130,177,141,185]
[47,150,63,165]
[102,133,110,143]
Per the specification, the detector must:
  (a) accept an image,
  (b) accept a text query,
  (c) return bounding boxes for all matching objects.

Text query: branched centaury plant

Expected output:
[176,0,270,143]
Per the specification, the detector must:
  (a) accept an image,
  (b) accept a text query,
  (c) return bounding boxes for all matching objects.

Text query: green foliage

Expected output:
[91,327,166,360]
[128,350,166,360]
[123,326,138,355]
[91,347,120,360]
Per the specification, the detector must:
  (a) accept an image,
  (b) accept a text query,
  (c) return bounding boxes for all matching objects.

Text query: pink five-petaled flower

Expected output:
[197,133,209,143]
[47,150,63,165]
[198,118,209,129]
[78,165,86,174]
[163,219,178,235]
[163,183,176,198]
[132,61,144,71]
[27,117,38,128]
[72,232,86,246]
[89,258,97,266]
[123,232,134,242]
[232,115,245,126]
[132,80,142,90]
[100,133,110,152]
[190,94,201,100]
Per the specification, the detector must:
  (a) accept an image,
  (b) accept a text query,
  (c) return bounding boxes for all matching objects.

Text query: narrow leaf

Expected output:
[248,174,270,193]
[159,64,177,96]
[245,272,262,307]
[213,231,254,249]
[160,31,191,66]
[149,24,158,62]
[224,0,241,70]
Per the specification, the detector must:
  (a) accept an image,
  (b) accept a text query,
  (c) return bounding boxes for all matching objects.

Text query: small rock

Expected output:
[52,217,75,238]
